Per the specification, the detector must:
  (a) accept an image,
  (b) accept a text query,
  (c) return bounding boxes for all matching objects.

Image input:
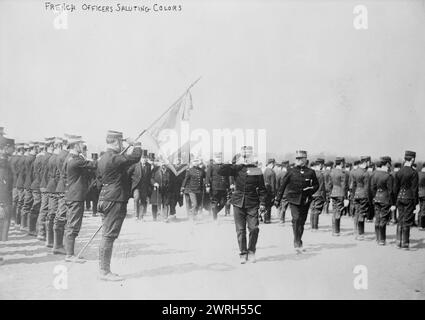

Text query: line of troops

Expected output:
[1,125,424,270]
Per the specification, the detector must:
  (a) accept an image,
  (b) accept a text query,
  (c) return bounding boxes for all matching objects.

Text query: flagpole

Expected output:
[121,76,202,155]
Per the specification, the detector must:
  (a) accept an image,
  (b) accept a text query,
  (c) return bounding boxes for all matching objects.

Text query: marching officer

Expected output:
[150,160,171,222]
[263,158,276,224]
[418,163,425,230]
[218,146,267,263]
[323,161,334,214]
[36,138,55,240]
[63,136,97,262]
[309,158,326,231]
[275,150,319,253]
[97,130,141,281]
[15,143,26,226]
[394,150,418,249]
[349,156,371,240]
[0,137,14,241]
[128,148,152,221]
[329,157,349,236]
[53,135,71,254]
[181,158,205,221]
[205,152,230,222]
[168,158,186,220]
[370,156,395,245]
[276,160,290,224]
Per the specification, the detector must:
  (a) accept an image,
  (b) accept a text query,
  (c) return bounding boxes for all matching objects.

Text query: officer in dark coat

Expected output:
[0,137,14,241]
[206,152,230,222]
[150,161,171,221]
[63,136,97,262]
[276,160,290,224]
[263,158,276,224]
[44,137,62,247]
[53,135,71,254]
[309,158,326,231]
[168,159,187,219]
[349,156,371,240]
[36,138,54,240]
[181,158,205,221]
[9,143,21,224]
[329,157,349,236]
[275,150,319,253]
[218,146,267,263]
[390,162,402,224]
[21,142,38,232]
[86,153,101,217]
[128,148,152,220]
[15,143,27,227]
[323,161,334,214]
[97,130,141,281]
[28,141,45,236]
[418,163,425,230]
[393,150,418,249]
[370,156,395,245]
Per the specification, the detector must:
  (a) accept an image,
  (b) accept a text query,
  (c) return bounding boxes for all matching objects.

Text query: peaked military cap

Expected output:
[106,130,123,139]
[405,150,416,158]
[295,150,307,158]
[380,156,392,164]
[335,157,345,164]
[267,158,276,165]
[281,160,289,166]
[141,149,148,157]
[353,160,360,166]
[394,162,402,168]
[67,135,84,145]
[316,158,325,164]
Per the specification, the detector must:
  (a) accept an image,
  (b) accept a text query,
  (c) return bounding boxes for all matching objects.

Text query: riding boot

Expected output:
[401,227,410,249]
[332,218,337,236]
[134,199,139,219]
[419,215,425,229]
[358,221,365,235]
[395,224,402,248]
[99,238,123,281]
[374,225,379,243]
[28,214,38,236]
[379,226,386,245]
[315,214,319,229]
[52,227,66,255]
[45,219,54,247]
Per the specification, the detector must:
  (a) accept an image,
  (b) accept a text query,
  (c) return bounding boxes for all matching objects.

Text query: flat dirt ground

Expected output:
[1,204,425,300]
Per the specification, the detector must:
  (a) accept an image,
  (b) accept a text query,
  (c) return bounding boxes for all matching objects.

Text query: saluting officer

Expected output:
[63,136,97,261]
[218,146,267,263]
[393,150,418,249]
[309,158,326,231]
[349,156,371,240]
[275,150,319,253]
[97,130,141,281]
[370,156,395,245]
[329,157,349,236]
[205,152,230,222]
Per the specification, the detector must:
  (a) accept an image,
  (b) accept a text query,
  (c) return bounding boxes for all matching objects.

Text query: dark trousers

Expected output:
[16,188,25,225]
[29,190,41,232]
[12,188,18,222]
[290,203,309,248]
[353,198,369,234]
[374,202,391,227]
[54,193,67,231]
[264,190,274,222]
[418,198,425,228]
[22,189,33,227]
[210,190,227,220]
[310,196,324,229]
[37,192,49,236]
[64,201,84,239]
[98,201,127,240]
[279,198,289,222]
[397,200,415,228]
[233,205,259,256]
[133,189,148,218]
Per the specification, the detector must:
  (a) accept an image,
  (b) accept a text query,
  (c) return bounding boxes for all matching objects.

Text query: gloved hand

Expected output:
[343,199,349,207]
[205,187,210,193]
[154,182,159,188]
[230,184,235,191]
[390,205,396,212]
[259,204,266,213]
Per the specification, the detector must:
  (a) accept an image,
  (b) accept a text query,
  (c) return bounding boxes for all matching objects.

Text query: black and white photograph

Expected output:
[1,0,425,306]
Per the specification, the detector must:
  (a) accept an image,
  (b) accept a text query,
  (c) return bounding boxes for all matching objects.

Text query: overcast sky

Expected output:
[1,0,425,160]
